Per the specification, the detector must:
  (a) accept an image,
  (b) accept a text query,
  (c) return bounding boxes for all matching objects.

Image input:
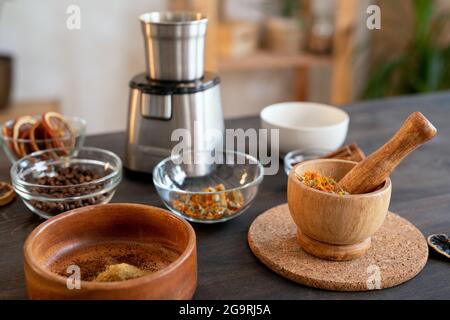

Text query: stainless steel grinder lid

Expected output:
[140,12,208,82]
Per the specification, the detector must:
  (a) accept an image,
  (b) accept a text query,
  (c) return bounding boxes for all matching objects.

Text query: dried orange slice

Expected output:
[29,122,47,152]
[18,129,33,157]
[12,116,37,158]
[0,181,15,206]
[42,112,73,138]
[2,119,14,138]
[42,112,75,149]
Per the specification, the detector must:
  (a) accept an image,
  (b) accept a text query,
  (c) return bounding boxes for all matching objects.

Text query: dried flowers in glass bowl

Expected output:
[153,150,264,223]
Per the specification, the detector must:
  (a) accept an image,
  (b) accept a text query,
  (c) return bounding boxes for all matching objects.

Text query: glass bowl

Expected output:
[11,147,122,219]
[284,148,332,175]
[0,116,86,163]
[153,150,264,223]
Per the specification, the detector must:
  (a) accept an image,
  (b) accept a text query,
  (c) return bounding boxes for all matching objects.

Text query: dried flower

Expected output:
[296,171,349,195]
[173,184,244,220]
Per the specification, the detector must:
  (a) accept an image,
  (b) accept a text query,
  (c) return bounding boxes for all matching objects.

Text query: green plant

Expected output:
[280,0,300,17]
[261,0,301,18]
[363,0,450,99]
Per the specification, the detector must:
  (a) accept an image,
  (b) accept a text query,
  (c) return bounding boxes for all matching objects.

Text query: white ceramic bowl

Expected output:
[260,102,349,154]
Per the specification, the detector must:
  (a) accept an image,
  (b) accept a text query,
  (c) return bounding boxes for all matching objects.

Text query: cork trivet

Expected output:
[248,204,428,291]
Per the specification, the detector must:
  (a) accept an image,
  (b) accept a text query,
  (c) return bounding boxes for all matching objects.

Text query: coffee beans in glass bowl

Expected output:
[11,147,122,219]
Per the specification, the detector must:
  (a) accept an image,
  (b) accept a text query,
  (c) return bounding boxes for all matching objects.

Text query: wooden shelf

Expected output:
[170,0,358,104]
[218,51,333,72]
[0,100,60,123]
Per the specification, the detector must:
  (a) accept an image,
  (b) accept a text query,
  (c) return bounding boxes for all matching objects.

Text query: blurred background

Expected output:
[0,0,449,134]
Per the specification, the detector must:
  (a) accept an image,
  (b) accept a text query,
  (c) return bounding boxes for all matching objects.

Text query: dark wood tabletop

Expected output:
[1,92,449,300]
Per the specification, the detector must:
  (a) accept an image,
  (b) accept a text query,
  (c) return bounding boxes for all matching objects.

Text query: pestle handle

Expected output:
[338,112,437,194]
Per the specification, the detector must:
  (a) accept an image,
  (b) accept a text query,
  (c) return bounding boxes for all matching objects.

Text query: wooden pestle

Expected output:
[338,112,437,194]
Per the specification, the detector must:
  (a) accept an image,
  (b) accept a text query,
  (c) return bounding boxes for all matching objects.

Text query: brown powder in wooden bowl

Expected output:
[49,241,181,282]
[93,263,147,282]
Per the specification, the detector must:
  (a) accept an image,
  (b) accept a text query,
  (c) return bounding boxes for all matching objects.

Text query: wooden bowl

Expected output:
[23,203,197,299]
[287,159,391,261]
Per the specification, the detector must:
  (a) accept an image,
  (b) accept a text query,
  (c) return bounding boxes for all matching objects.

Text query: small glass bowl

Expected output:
[0,116,86,163]
[284,148,332,175]
[153,150,264,224]
[11,147,122,219]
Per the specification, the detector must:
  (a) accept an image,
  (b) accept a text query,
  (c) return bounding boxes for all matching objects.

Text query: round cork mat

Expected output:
[248,204,428,291]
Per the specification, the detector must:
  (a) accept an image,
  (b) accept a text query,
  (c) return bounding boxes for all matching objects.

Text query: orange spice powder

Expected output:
[296,171,349,195]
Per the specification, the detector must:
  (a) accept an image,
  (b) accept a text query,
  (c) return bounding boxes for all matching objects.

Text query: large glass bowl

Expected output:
[153,150,264,223]
[11,147,122,219]
[0,116,86,163]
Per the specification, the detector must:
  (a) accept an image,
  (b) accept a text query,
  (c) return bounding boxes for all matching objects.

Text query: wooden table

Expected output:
[1,93,449,299]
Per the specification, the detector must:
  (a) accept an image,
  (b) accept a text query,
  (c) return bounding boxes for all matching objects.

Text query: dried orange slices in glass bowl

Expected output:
[0,112,86,162]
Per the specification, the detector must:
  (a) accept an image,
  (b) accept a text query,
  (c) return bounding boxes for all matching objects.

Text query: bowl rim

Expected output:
[23,203,197,289]
[11,146,122,191]
[152,149,265,195]
[290,158,392,198]
[139,11,208,25]
[260,102,350,131]
[0,115,87,143]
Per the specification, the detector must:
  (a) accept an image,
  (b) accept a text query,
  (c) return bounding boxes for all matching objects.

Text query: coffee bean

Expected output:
[29,165,112,216]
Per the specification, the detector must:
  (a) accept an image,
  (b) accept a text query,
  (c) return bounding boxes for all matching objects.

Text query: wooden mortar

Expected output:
[288,159,392,261]
[287,112,436,261]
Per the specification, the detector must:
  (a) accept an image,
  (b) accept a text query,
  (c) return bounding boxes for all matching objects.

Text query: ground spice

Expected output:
[50,242,180,282]
[93,263,147,282]
[296,171,349,195]
[173,183,244,220]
